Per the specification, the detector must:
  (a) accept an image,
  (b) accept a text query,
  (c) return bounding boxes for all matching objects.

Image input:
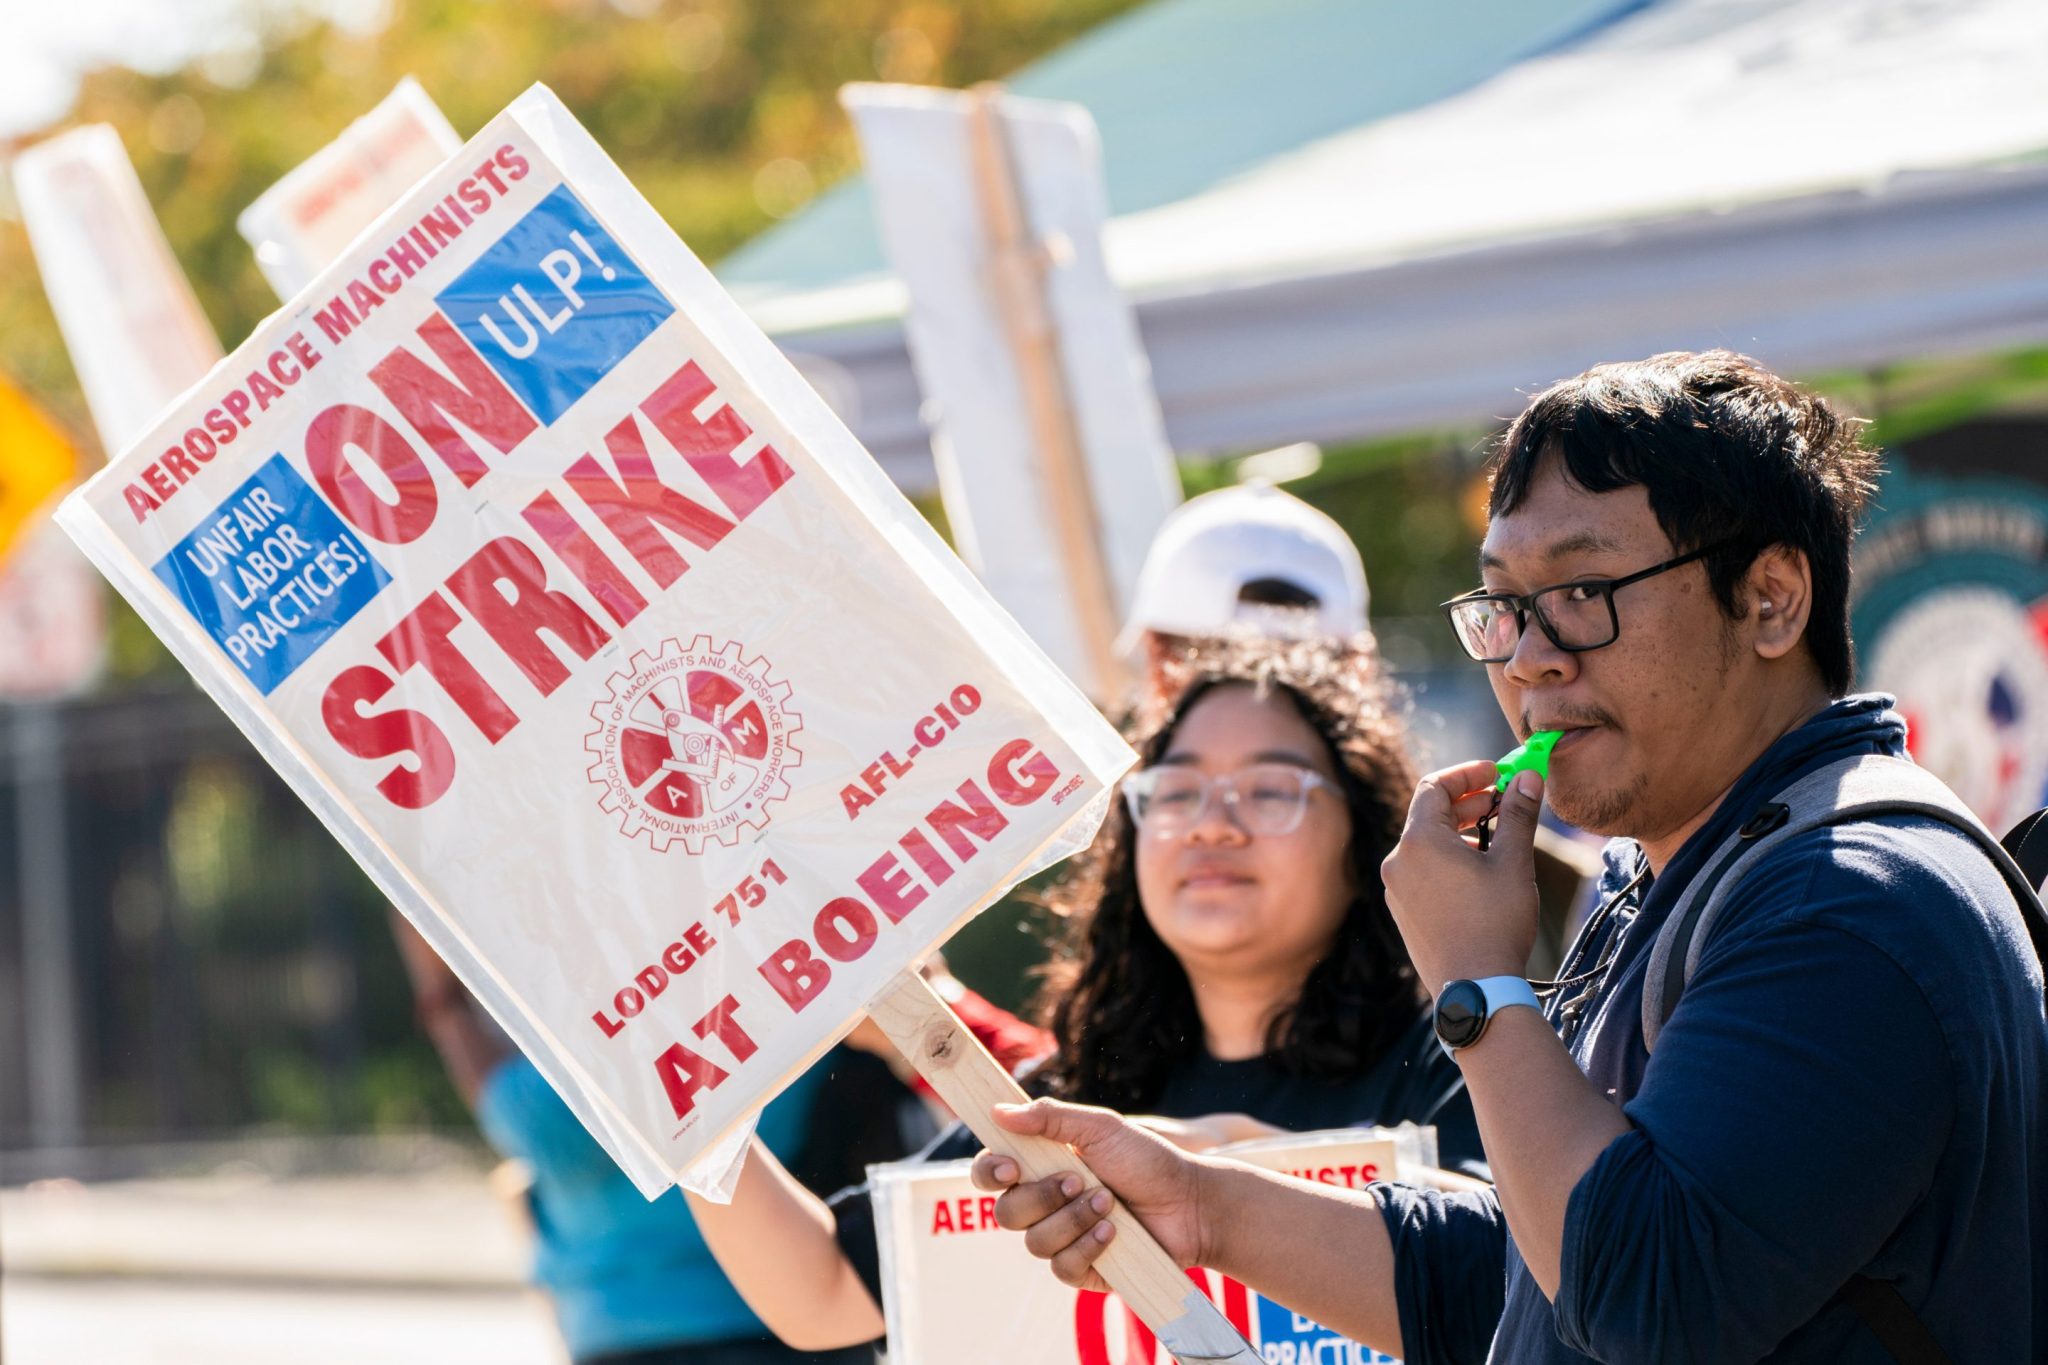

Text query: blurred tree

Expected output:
[0,0,1145,679]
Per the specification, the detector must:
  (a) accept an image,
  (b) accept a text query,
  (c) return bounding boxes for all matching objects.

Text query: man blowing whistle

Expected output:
[972,351,2048,1364]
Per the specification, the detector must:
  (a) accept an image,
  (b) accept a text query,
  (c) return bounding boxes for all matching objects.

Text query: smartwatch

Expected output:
[1433,975,1542,1058]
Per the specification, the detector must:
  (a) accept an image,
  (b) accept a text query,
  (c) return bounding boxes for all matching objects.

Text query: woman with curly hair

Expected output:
[686,636,1484,1353]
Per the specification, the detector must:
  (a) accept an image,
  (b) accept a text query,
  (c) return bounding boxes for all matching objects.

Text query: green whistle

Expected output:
[1495,729,1563,792]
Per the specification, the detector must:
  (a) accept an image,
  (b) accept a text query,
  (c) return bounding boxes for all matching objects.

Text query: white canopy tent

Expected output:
[722,0,2048,490]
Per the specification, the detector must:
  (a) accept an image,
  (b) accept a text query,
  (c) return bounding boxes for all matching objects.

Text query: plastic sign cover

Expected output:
[873,1129,1419,1365]
[57,85,1130,1198]
[238,77,464,300]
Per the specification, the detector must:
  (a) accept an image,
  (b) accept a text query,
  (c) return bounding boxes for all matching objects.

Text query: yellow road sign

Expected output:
[0,374,77,566]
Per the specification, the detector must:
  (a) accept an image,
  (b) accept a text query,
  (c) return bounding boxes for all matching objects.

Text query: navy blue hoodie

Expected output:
[1373,697,2047,1363]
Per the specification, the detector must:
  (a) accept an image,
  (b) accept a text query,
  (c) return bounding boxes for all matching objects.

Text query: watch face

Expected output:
[1434,979,1488,1050]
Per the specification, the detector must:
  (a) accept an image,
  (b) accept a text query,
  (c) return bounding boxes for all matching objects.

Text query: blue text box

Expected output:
[153,455,392,695]
[1254,1295,1398,1364]
[435,184,674,425]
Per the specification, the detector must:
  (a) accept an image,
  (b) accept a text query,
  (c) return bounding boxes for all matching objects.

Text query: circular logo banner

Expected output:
[584,635,802,853]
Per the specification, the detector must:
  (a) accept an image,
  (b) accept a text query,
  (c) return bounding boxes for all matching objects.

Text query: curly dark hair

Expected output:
[1488,350,1883,695]
[1031,636,1423,1108]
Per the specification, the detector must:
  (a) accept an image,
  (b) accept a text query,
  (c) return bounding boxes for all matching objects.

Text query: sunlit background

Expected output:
[3,1,2047,1360]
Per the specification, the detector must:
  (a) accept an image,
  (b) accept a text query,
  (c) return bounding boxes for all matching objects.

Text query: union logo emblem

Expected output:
[584,636,801,853]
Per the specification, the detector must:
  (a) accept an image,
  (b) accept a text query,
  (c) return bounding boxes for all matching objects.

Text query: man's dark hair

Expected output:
[1487,350,1883,695]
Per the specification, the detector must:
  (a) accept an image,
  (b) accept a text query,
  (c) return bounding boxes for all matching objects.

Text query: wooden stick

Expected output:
[867,969,1261,1364]
[964,83,1128,703]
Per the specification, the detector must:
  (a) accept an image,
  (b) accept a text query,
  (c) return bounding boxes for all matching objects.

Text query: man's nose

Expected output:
[1502,612,1575,689]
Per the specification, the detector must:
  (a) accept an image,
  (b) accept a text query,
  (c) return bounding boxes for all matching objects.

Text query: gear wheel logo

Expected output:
[585,636,802,853]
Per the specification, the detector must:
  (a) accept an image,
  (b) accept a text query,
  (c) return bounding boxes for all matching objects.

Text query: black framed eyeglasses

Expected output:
[1441,540,1735,664]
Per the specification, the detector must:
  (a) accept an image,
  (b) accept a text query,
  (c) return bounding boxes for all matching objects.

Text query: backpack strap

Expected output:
[1635,753,2048,1365]
[1642,753,2048,1054]
[1833,1277,1955,1365]
[2002,807,2048,894]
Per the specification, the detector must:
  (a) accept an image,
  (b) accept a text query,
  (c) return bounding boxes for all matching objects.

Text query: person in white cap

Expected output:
[1119,480,1372,718]
[1122,478,1601,971]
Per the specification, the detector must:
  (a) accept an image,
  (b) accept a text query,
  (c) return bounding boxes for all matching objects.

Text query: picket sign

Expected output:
[238,77,463,300]
[55,83,1257,1361]
[873,1128,1425,1365]
[11,125,224,456]
[844,83,1183,702]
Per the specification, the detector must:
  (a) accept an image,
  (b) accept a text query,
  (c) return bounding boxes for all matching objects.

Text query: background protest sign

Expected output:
[11,124,225,457]
[238,77,463,301]
[56,82,1129,1201]
[844,83,1182,700]
[873,1129,1422,1365]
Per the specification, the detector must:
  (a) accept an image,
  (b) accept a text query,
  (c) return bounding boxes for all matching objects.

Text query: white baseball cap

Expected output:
[1118,480,1369,654]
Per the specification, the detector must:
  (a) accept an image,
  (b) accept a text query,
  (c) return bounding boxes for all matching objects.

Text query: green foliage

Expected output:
[0,0,1145,466]
[0,0,1143,685]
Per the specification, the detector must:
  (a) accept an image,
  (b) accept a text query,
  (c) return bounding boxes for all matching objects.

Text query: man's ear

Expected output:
[1746,544,1812,661]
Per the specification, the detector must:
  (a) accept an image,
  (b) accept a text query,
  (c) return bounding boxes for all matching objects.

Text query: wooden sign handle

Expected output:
[867,969,1261,1365]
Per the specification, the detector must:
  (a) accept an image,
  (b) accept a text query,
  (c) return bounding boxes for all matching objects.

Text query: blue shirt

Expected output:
[1375,697,2048,1363]
[477,1051,828,1359]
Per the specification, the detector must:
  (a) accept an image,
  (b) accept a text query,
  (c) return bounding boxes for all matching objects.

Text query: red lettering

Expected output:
[813,897,879,964]
[473,157,509,195]
[319,664,456,808]
[633,964,669,999]
[564,412,735,588]
[443,537,610,696]
[896,828,954,886]
[661,940,697,974]
[990,739,1060,805]
[305,403,439,543]
[268,348,301,386]
[691,994,759,1062]
[856,852,927,925]
[370,314,539,488]
[161,445,201,484]
[248,368,286,410]
[639,360,793,521]
[759,939,831,1012]
[313,295,359,344]
[367,258,403,294]
[614,984,647,1018]
[387,234,426,278]
[143,465,176,500]
[222,389,254,428]
[1073,1291,1157,1365]
[685,921,715,954]
[926,780,1009,861]
[521,490,646,627]
[654,1040,728,1120]
[345,277,386,318]
[841,784,875,819]
[496,144,530,180]
[376,593,518,743]
[932,1201,956,1235]
[592,1008,625,1039]
[287,331,320,372]
[201,409,236,447]
[456,178,490,216]
[424,205,462,243]
[123,481,160,522]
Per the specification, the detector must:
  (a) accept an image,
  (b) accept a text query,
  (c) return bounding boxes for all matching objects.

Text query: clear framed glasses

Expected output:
[1122,763,1331,837]
[1441,540,1735,664]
